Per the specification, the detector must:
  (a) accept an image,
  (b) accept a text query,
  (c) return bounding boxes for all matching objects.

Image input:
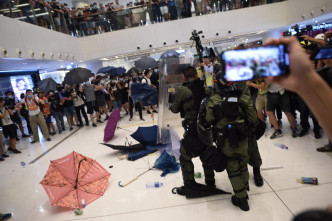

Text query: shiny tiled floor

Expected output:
[1,110,332,221]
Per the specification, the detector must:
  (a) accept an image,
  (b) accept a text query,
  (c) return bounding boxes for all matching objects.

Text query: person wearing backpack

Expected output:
[48,91,65,134]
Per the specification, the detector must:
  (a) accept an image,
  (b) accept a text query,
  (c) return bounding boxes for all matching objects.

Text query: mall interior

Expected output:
[0,0,332,220]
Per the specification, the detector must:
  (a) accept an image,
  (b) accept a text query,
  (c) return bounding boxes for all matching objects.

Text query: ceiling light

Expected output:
[22,63,27,64]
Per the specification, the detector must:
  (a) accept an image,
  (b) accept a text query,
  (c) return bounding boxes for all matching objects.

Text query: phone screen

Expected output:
[313,47,332,60]
[222,45,289,81]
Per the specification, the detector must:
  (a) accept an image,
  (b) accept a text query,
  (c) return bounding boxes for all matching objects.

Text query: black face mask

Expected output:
[132,77,137,82]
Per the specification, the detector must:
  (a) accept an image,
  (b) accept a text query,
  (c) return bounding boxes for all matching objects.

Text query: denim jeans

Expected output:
[52,111,65,132]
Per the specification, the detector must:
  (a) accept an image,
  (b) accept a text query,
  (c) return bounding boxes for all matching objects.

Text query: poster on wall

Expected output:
[10,75,34,99]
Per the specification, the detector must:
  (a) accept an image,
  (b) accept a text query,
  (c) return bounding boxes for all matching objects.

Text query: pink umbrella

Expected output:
[104,108,121,142]
[40,151,111,208]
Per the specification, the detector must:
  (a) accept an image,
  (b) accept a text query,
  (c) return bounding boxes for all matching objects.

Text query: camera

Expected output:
[190,30,204,61]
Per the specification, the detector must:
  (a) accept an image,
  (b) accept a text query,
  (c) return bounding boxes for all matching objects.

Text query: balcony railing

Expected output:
[0,0,286,37]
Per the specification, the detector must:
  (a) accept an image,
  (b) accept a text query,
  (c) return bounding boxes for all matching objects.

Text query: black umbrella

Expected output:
[37,78,58,91]
[160,50,180,58]
[126,67,142,76]
[134,57,158,70]
[63,68,92,85]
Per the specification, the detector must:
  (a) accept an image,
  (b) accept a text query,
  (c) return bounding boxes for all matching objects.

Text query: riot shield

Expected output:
[157,49,194,144]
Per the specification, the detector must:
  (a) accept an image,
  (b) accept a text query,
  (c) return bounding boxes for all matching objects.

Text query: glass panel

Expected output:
[1,0,288,36]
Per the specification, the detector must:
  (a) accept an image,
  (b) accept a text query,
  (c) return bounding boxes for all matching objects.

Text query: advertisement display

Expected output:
[10,75,34,99]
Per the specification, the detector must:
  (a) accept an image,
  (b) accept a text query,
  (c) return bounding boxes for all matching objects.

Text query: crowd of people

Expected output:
[0,68,160,162]
[0,0,285,36]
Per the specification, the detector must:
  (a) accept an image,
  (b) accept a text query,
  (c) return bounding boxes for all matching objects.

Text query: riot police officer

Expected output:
[205,66,258,211]
[170,66,216,189]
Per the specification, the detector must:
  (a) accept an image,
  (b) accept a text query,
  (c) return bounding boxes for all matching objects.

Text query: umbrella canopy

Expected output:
[160,50,180,59]
[63,68,92,85]
[101,143,146,152]
[37,78,58,92]
[40,151,110,208]
[134,57,158,70]
[154,150,180,177]
[103,109,121,142]
[130,83,158,106]
[126,67,142,76]
[130,125,158,146]
[97,66,126,76]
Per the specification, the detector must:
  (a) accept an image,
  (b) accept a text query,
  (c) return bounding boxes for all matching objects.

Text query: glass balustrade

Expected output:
[0,0,287,37]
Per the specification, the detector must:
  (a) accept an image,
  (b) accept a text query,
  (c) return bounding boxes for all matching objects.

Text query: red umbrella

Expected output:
[40,151,111,208]
[103,108,121,142]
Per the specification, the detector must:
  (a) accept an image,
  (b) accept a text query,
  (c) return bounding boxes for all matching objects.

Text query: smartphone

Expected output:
[310,46,332,60]
[222,45,289,81]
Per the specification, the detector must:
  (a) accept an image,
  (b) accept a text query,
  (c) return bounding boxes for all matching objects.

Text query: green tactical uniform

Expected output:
[206,83,257,199]
[242,84,262,168]
[170,80,215,187]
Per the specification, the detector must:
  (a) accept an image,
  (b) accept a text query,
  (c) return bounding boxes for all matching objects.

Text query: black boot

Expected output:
[231,195,250,211]
[205,179,216,189]
[253,167,264,187]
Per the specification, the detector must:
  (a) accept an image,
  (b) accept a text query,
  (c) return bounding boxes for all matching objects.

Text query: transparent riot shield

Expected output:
[157,50,194,144]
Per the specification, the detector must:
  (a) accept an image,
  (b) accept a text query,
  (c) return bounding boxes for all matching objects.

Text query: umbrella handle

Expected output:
[118,177,138,187]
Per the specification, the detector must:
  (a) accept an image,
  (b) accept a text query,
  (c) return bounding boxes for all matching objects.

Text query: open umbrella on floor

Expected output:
[134,57,158,70]
[103,108,121,142]
[63,68,92,85]
[40,151,110,208]
[130,125,158,146]
[37,78,58,91]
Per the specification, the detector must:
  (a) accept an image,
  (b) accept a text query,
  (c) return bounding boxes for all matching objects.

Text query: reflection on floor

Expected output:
[0,110,331,221]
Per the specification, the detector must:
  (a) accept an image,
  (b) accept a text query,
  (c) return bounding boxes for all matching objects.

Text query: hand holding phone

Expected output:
[221,45,289,82]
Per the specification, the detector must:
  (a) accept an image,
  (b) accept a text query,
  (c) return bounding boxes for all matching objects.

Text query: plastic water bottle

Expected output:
[296,177,318,185]
[81,199,86,208]
[20,161,26,168]
[146,182,163,188]
[274,143,288,150]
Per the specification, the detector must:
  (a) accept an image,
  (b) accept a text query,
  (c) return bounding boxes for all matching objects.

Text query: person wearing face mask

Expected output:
[94,75,109,121]
[38,92,56,136]
[119,75,129,116]
[129,74,144,121]
[15,89,51,144]
[61,86,81,130]
[48,91,65,134]
[109,77,122,110]
[4,91,30,139]
[80,80,101,127]
[19,93,33,135]
[72,87,89,126]
[104,77,113,111]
